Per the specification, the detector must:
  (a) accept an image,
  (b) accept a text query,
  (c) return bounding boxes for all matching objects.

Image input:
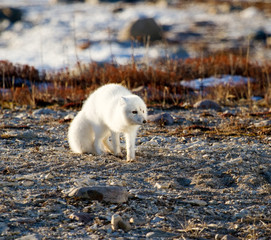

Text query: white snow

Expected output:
[180,75,254,90]
[0,0,271,71]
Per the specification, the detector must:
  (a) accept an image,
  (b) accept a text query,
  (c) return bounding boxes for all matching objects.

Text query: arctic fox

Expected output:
[68,84,147,161]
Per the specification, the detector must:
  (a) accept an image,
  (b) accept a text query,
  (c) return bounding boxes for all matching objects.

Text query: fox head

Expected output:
[120,95,147,125]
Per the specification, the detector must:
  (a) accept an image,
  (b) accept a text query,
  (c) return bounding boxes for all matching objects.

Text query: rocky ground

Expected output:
[0,105,271,239]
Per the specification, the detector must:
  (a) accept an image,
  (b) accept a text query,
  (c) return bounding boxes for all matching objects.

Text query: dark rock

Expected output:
[69,212,94,224]
[0,7,22,23]
[118,17,163,42]
[193,99,222,111]
[176,177,191,187]
[251,29,269,42]
[148,112,174,125]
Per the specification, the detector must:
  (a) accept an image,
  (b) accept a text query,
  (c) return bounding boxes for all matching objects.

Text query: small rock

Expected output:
[184,199,207,206]
[129,216,146,226]
[0,181,18,187]
[151,216,164,224]
[176,177,191,187]
[21,180,35,187]
[148,113,174,125]
[32,108,56,116]
[111,214,132,232]
[69,212,94,224]
[64,113,75,121]
[10,217,36,224]
[154,182,170,189]
[221,235,239,240]
[16,234,41,240]
[234,209,249,219]
[44,172,54,180]
[240,7,261,19]
[111,214,122,231]
[118,218,132,232]
[193,99,222,111]
[68,186,129,203]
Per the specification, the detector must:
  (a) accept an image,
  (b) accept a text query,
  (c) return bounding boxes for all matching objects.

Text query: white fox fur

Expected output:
[68,84,147,161]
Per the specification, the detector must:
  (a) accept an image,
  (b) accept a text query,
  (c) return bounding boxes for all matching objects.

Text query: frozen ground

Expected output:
[0,0,271,71]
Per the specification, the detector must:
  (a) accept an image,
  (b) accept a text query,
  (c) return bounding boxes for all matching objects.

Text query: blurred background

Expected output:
[0,0,271,71]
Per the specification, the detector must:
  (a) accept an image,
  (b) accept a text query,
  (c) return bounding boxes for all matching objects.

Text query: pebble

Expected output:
[184,199,208,206]
[21,180,35,187]
[111,214,132,232]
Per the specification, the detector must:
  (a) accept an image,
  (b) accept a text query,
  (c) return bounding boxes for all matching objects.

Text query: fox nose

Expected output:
[143,120,147,124]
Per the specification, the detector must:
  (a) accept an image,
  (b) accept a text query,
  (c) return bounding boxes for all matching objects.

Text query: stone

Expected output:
[16,234,41,240]
[234,209,249,219]
[69,212,94,224]
[176,177,191,187]
[183,199,207,206]
[148,113,174,125]
[111,214,122,231]
[118,17,163,42]
[117,218,132,232]
[0,7,22,23]
[221,235,239,240]
[21,180,35,187]
[240,7,261,19]
[68,186,129,203]
[193,99,222,111]
[111,214,132,232]
[154,182,170,189]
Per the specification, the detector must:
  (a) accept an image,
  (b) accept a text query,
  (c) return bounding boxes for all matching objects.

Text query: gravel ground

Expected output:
[0,106,271,239]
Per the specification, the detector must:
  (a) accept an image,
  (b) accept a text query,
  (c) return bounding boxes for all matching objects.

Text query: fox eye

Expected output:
[132,110,138,114]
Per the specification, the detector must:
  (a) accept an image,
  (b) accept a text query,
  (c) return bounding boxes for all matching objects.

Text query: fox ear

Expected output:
[119,97,127,106]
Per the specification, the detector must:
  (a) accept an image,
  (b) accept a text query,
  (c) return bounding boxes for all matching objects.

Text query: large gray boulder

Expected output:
[118,17,163,42]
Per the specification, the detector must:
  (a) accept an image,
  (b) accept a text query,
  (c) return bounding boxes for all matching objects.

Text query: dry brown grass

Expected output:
[1,52,271,108]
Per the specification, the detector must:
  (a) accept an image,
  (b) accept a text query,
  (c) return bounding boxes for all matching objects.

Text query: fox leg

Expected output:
[93,127,108,155]
[102,132,114,154]
[111,132,123,157]
[125,128,138,161]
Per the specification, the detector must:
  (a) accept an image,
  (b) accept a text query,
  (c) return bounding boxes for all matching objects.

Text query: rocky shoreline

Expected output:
[0,106,271,239]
